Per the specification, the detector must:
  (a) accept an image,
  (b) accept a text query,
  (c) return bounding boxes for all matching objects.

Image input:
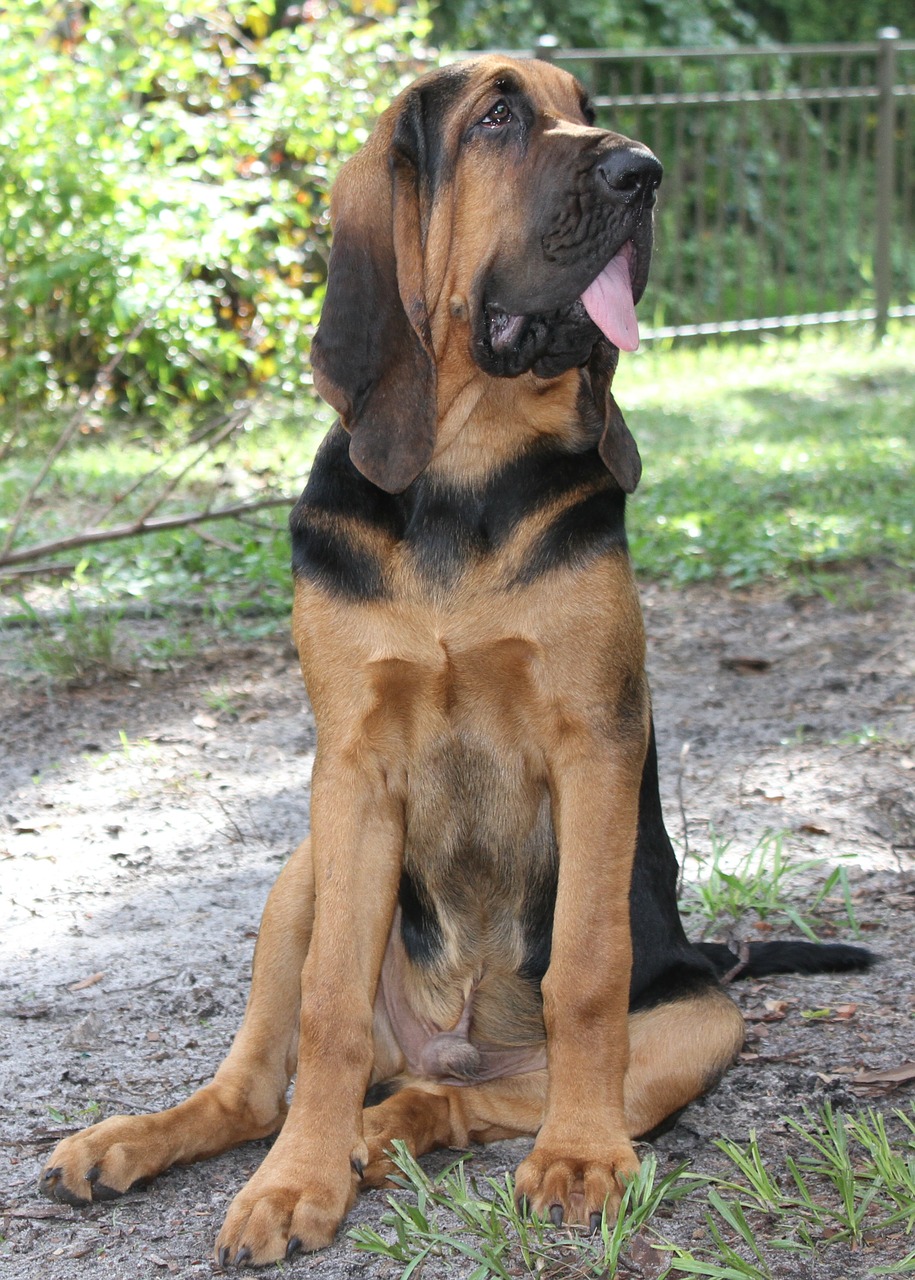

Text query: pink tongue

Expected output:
[580,241,639,351]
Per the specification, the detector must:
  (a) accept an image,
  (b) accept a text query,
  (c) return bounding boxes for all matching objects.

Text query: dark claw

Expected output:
[286,1236,303,1260]
[235,1247,252,1267]
[91,1180,122,1201]
[350,1155,365,1178]
[549,1203,564,1227]
[589,1211,602,1233]
[83,1165,123,1201]
[217,1245,231,1269]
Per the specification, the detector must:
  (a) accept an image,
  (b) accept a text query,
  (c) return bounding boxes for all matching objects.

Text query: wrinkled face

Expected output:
[311,56,661,493]
[416,58,662,379]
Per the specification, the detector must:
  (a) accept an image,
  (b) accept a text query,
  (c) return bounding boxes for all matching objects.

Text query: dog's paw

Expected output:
[514,1138,640,1229]
[360,1106,407,1188]
[215,1156,360,1267]
[39,1117,163,1205]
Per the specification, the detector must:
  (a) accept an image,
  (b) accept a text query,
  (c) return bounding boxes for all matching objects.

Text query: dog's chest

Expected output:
[373,633,558,949]
[403,726,554,910]
[395,726,558,1053]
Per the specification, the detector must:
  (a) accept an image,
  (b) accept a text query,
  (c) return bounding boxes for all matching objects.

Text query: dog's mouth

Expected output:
[484,237,643,363]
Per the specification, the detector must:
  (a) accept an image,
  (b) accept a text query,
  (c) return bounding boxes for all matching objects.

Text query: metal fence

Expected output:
[526,32,915,340]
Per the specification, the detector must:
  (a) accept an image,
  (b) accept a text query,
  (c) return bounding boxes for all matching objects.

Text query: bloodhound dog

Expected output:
[40,55,870,1267]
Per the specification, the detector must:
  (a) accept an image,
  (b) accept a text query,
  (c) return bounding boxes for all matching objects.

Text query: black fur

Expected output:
[288,521,384,602]
[628,726,720,1009]
[363,1079,401,1108]
[518,848,560,985]
[627,726,872,1008]
[515,485,626,584]
[394,64,473,199]
[696,940,875,978]
[398,869,444,968]
[291,425,628,596]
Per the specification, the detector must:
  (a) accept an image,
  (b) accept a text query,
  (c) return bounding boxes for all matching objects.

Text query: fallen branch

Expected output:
[0,495,296,568]
[0,562,77,582]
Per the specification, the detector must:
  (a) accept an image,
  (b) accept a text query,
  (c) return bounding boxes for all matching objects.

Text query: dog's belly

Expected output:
[376,729,557,1081]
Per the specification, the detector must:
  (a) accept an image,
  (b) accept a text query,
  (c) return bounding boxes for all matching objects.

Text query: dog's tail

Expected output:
[696,939,875,980]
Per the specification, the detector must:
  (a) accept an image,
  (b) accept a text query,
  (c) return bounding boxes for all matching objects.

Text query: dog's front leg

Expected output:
[216,759,403,1267]
[515,737,645,1229]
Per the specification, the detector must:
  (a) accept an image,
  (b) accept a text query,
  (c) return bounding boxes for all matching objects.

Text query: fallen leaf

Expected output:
[854,1062,915,1086]
[753,788,786,802]
[64,1246,98,1259]
[744,1000,789,1023]
[764,998,790,1018]
[193,712,217,729]
[627,1231,664,1273]
[797,822,831,836]
[68,972,104,992]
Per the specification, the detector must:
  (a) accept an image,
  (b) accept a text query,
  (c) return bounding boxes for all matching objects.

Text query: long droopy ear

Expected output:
[311,92,436,494]
[587,340,642,493]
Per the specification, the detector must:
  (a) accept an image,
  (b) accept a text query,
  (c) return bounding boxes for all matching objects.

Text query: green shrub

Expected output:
[0,0,430,423]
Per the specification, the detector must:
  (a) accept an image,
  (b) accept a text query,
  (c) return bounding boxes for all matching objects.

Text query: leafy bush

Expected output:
[0,0,431,423]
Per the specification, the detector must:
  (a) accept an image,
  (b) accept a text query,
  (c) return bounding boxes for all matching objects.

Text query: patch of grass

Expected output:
[680,1103,915,1270]
[23,596,131,683]
[354,1106,915,1279]
[678,828,860,940]
[350,1141,691,1278]
[203,685,243,717]
[47,1101,101,1126]
[622,327,915,589]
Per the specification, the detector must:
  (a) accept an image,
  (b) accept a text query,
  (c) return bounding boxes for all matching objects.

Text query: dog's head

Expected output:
[312,56,661,494]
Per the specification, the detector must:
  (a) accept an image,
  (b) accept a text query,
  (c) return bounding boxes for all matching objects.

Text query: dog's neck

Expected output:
[429,368,591,483]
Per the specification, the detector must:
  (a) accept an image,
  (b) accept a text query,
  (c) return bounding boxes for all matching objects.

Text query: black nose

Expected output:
[597,147,663,204]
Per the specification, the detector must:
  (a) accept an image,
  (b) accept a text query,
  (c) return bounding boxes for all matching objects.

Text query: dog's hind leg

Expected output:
[39,836,315,1205]
[623,985,745,1141]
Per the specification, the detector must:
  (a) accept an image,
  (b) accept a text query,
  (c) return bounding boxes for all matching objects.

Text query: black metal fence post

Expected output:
[875,27,900,339]
[534,34,558,63]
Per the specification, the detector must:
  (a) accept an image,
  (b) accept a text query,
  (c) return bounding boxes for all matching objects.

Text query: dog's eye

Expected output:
[480,100,512,129]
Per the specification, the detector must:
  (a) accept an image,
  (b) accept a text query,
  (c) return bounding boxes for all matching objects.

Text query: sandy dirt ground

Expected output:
[1,578,913,1278]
